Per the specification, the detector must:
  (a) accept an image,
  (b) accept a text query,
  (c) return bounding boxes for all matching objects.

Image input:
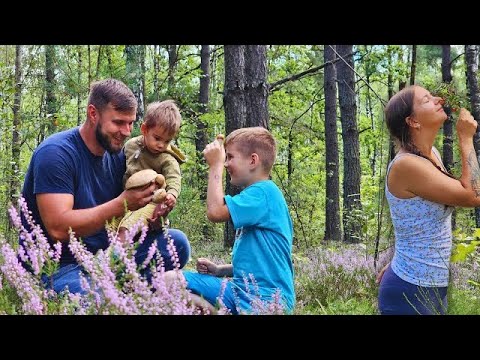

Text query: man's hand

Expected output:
[196,258,219,276]
[121,181,157,211]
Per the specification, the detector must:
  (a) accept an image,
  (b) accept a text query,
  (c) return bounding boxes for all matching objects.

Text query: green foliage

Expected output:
[452,240,480,262]
[168,186,223,246]
[431,82,468,111]
[452,228,480,262]
[0,282,20,315]
[447,287,480,315]
[298,297,377,315]
[2,44,480,314]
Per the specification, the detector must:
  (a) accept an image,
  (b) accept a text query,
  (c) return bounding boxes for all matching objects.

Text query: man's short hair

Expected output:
[88,78,137,113]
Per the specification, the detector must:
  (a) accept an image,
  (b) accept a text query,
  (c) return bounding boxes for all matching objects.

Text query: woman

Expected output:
[378,85,479,315]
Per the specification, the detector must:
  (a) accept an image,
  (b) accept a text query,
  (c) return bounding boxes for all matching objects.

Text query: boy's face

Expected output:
[141,123,175,154]
[225,144,254,187]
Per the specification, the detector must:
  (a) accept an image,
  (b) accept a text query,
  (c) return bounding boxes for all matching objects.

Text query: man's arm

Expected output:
[37,184,156,242]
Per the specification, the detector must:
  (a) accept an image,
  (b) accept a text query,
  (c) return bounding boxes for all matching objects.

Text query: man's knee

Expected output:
[168,229,191,268]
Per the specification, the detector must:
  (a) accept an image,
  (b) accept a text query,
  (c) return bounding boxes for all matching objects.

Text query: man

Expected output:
[21,78,190,294]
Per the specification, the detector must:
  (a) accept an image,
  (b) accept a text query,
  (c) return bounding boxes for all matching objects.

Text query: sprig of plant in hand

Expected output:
[432,83,468,113]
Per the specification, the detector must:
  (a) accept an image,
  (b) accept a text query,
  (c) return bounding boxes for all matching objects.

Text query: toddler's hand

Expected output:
[165,193,177,208]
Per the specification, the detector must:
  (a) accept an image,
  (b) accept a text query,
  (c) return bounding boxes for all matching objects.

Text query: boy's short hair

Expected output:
[225,126,276,173]
[88,78,137,113]
[143,100,181,136]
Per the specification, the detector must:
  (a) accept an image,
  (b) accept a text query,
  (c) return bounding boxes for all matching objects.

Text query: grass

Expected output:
[2,236,480,314]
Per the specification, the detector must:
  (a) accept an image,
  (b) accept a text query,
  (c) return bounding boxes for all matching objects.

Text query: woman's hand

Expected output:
[456,108,478,142]
[376,263,390,284]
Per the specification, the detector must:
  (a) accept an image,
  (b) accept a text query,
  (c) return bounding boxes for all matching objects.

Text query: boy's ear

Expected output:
[140,122,148,135]
[250,153,260,168]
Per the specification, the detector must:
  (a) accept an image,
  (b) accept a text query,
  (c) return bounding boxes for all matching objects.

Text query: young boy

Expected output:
[169,127,295,314]
[116,100,186,239]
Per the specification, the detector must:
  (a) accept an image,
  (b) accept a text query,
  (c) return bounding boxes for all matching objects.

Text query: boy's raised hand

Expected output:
[203,134,225,168]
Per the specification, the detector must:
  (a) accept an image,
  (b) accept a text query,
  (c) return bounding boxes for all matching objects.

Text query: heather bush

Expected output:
[0,197,287,315]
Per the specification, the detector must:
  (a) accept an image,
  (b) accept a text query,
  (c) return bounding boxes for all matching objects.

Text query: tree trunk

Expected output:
[153,45,160,101]
[337,44,362,243]
[210,46,219,109]
[95,45,102,79]
[225,45,269,248]
[106,45,114,77]
[125,45,145,122]
[87,45,92,85]
[167,45,178,96]
[223,45,248,248]
[287,131,293,182]
[77,46,83,126]
[365,72,376,175]
[323,45,342,241]
[45,45,57,135]
[224,45,247,136]
[387,50,396,162]
[197,45,210,200]
[196,45,212,238]
[441,45,456,229]
[244,45,269,129]
[10,45,22,205]
[466,45,480,226]
[410,45,417,85]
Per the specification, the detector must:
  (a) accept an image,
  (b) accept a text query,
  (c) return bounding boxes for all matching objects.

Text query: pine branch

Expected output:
[269,51,356,93]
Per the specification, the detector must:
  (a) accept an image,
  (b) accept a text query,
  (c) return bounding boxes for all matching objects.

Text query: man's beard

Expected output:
[95,122,122,154]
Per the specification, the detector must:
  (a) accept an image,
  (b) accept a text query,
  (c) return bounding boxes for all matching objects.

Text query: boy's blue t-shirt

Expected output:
[224,180,295,311]
[21,127,126,264]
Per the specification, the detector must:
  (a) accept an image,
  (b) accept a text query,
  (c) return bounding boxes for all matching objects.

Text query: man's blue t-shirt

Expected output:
[21,127,125,264]
[224,180,295,312]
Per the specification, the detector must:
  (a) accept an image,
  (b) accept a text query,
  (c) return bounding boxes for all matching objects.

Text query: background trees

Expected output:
[0,45,473,252]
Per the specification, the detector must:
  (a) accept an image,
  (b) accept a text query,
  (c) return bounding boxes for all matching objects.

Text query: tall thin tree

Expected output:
[125,45,145,122]
[223,45,269,247]
[442,45,455,229]
[10,45,23,205]
[244,45,269,129]
[45,45,57,136]
[387,47,396,162]
[409,45,417,85]
[167,45,178,96]
[466,45,480,226]
[196,45,210,198]
[77,46,83,126]
[337,44,362,243]
[87,45,92,85]
[153,45,160,101]
[223,45,246,248]
[324,45,342,241]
